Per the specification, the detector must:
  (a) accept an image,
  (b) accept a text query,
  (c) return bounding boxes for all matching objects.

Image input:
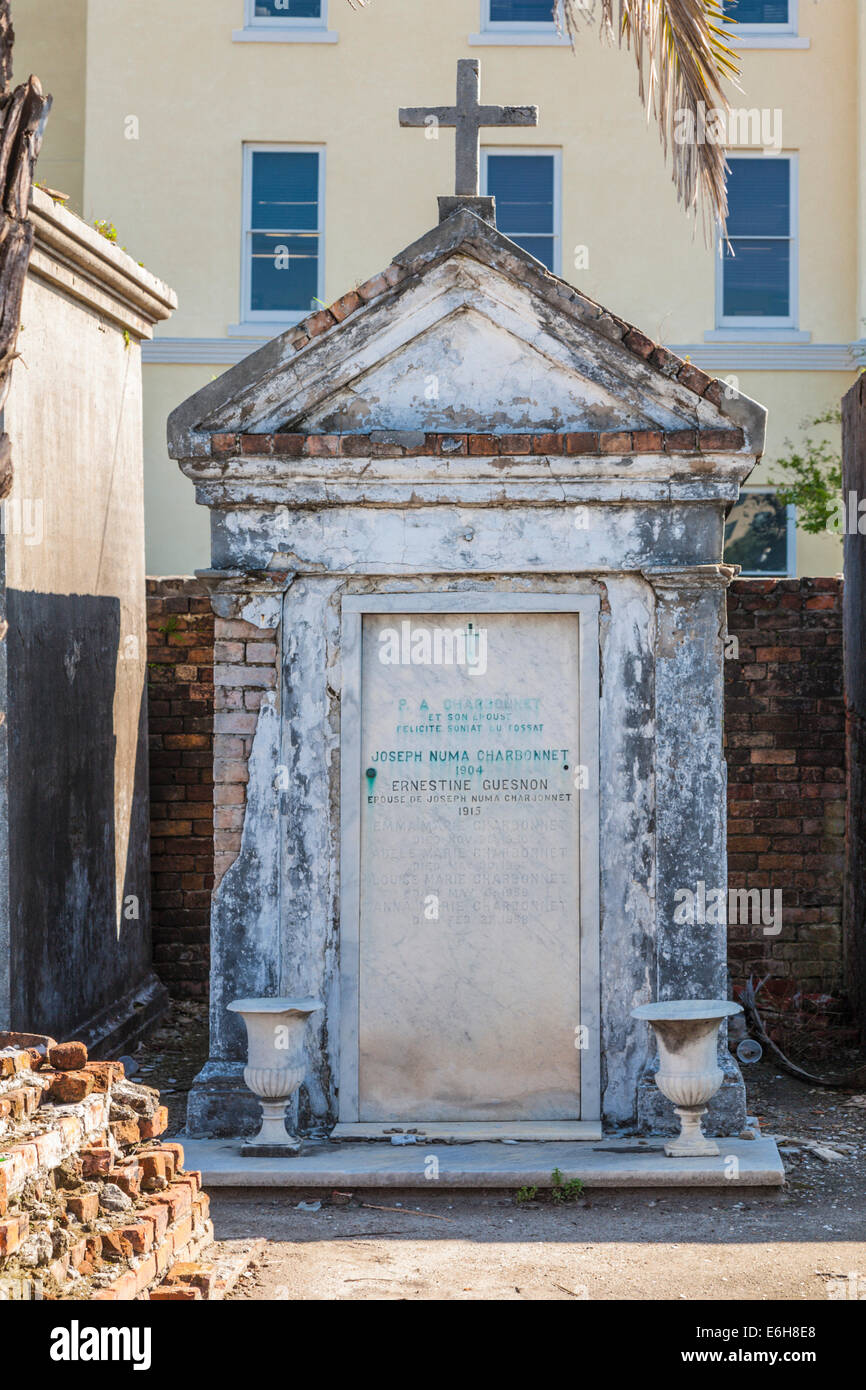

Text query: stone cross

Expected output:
[399,59,538,198]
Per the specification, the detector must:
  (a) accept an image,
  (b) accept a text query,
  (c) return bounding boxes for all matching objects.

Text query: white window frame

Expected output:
[727,487,796,577]
[481,147,562,276]
[240,143,325,328]
[715,151,798,331]
[722,0,796,35]
[481,0,563,32]
[245,0,326,28]
[234,0,337,42]
[720,0,808,48]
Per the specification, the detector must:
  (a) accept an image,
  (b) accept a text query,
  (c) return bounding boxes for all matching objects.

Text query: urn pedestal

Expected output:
[632,1000,743,1156]
[228,997,323,1156]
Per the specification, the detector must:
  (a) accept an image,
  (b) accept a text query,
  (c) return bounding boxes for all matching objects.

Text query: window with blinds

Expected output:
[482,151,559,272]
[243,148,324,319]
[720,156,795,324]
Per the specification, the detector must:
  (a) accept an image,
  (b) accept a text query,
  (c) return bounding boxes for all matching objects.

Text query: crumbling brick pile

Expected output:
[0,1035,217,1300]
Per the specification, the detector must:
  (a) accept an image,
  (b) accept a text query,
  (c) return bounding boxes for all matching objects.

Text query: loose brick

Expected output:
[159,1141,184,1173]
[108,1165,141,1198]
[110,1119,141,1148]
[0,1217,22,1256]
[81,1146,113,1177]
[46,1069,94,1104]
[119,1220,154,1255]
[84,1060,125,1092]
[166,1262,215,1296]
[135,1253,159,1294]
[139,1106,169,1140]
[155,1182,192,1223]
[101,1230,134,1261]
[48,1041,88,1071]
[138,1152,170,1187]
[141,1203,171,1243]
[64,1191,99,1222]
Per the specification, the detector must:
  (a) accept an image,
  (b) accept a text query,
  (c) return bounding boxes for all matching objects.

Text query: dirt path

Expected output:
[212,1186,864,1301]
[211,1063,865,1301]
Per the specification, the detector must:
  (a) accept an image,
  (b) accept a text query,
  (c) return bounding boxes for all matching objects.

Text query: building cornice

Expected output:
[28,186,176,340]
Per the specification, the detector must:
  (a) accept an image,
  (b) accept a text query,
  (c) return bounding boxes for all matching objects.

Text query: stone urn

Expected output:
[228,997,323,1156]
[631,999,743,1156]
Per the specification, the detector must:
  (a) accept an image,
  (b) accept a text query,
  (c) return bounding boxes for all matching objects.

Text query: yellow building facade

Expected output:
[15,0,861,575]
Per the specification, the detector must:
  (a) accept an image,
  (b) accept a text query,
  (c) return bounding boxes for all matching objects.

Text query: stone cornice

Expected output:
[195,568,296,596]
[180,427,756,509]
[642,564,740,591]
[27,186,177,340]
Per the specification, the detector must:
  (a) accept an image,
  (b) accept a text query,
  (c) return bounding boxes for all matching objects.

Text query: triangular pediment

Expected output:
[168,209,765,459]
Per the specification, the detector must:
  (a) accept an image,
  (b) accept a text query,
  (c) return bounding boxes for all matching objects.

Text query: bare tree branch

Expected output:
[0,0,51,498]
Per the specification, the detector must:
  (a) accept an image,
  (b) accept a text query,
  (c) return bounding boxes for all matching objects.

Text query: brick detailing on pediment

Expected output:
[208,428,745,460]
[282,255,723,409]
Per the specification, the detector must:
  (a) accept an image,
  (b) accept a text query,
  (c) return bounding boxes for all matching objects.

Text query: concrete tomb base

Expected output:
[180,1135,785,1190]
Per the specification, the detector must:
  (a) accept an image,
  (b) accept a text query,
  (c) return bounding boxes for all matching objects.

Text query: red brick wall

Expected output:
[725,577,845,997]
[145,576,847,1005]
[146,579,214,1000]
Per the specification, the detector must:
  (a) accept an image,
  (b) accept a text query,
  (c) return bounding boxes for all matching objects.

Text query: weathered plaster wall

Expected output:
[187,562,743,1139]
[0,189,175,1049]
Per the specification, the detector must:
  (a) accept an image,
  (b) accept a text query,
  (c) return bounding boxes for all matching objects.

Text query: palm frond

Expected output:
[560,0,741,232]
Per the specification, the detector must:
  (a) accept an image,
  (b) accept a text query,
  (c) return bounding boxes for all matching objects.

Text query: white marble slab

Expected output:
[339,597,600,1125]
[180,1137,785,1189]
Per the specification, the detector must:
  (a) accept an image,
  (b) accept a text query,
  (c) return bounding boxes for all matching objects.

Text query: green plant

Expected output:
[550,1167,584,1203]
[93,218,118,243]
[157,614,180,640]
[769,408,842,535]
[515,1185,538,1204]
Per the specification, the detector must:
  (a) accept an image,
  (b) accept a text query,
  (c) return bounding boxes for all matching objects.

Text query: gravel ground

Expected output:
[134,1002,866,1301]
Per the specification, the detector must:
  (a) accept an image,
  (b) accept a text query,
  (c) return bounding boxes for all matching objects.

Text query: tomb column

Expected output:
[186,567,292,1138]
[638,564,747,1135]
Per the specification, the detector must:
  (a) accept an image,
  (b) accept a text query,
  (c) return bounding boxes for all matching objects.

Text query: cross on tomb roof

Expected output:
[399,59,538,210]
